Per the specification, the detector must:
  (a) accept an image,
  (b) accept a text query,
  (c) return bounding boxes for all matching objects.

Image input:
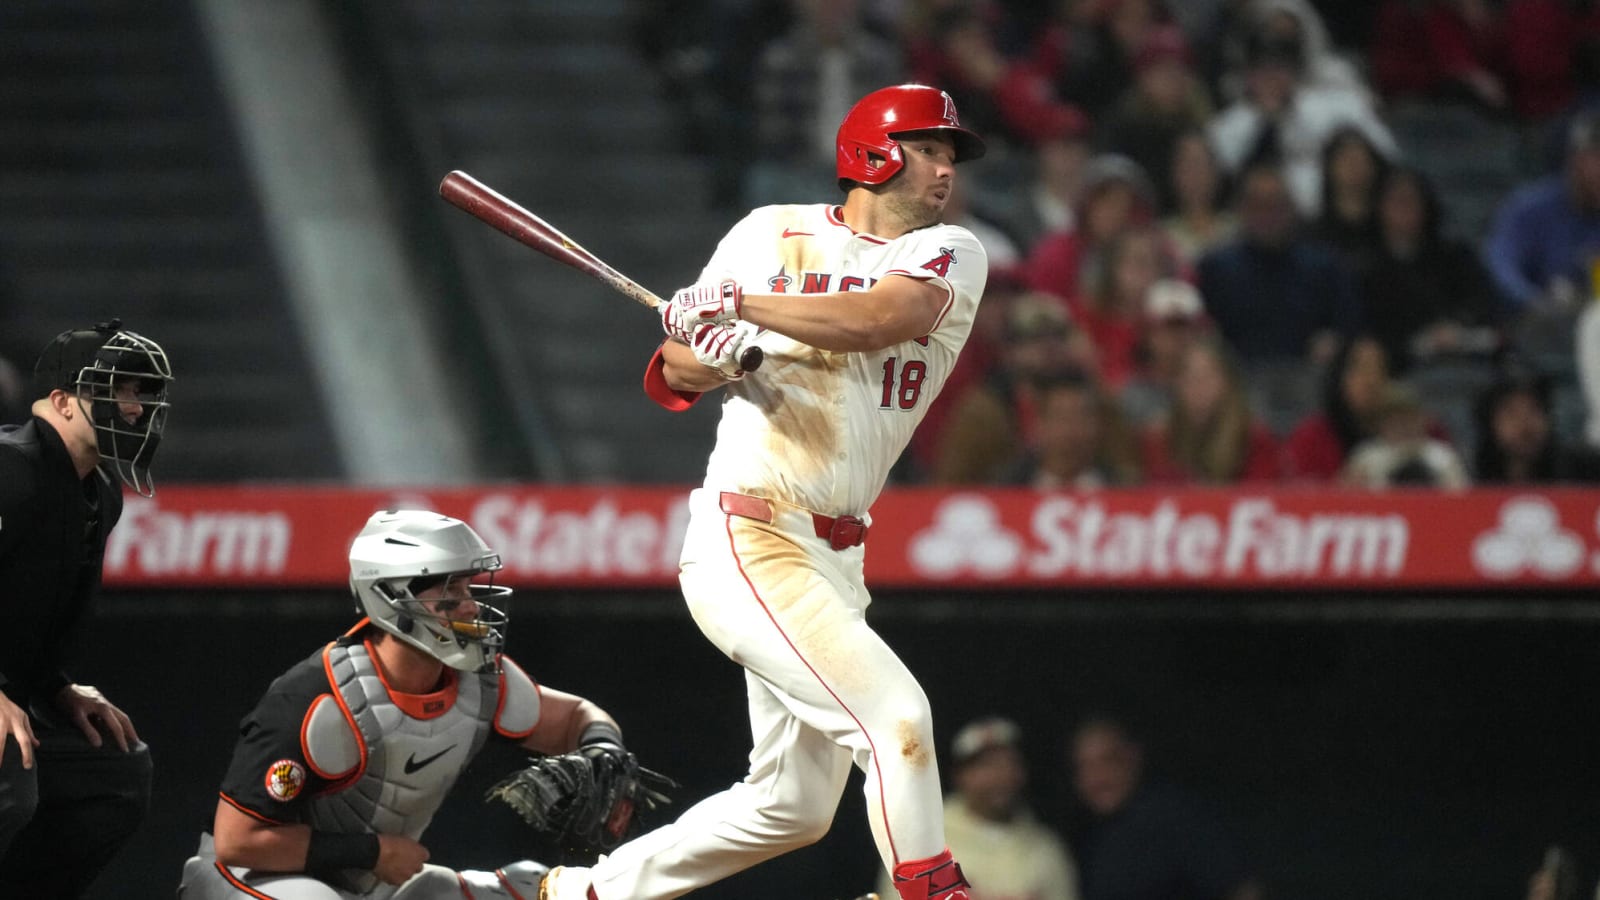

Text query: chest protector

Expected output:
[303,641,500,892]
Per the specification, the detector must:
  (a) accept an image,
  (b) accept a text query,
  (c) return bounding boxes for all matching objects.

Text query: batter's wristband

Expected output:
[306,830,380,874]
[579,720,624,750]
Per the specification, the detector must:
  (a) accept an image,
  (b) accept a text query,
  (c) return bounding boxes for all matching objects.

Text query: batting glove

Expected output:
[691,322,758,380]
[662,279,742,342]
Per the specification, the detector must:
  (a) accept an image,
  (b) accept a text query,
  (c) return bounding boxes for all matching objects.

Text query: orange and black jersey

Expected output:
[214,649,348,825]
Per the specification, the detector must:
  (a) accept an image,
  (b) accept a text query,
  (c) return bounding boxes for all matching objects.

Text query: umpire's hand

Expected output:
[54,683,138,752]
[0,692,37,768]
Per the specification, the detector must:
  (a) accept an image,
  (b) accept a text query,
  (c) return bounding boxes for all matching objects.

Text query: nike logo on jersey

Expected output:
[403,745,456,774]
[782,228,813,238]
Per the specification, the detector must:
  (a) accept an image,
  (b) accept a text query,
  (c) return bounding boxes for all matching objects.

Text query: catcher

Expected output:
[177,510,670,899]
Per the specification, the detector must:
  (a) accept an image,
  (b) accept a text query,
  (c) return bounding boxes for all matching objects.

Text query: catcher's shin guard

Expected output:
[459,861,550,899]
[891,849,970,900]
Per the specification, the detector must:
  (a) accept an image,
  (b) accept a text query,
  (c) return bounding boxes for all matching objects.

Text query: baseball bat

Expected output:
[438,170,763,372]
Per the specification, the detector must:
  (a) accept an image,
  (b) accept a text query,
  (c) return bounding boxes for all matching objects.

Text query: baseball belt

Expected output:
[718,492,868,551]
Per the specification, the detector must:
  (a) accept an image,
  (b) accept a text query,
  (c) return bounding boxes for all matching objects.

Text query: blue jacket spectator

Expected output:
[1485,112,1600,310]
[1199,162,1361,365]
[1069,717,1261,900]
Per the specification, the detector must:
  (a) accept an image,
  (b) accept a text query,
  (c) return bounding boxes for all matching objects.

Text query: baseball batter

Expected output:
[177,510,637,900]
[540,84,989,900]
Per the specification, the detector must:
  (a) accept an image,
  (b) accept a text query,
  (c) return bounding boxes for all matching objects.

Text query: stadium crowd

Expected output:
[639,0,1600,491]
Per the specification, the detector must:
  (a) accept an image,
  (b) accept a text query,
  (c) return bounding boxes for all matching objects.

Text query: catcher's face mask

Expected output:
[349,510,511,673]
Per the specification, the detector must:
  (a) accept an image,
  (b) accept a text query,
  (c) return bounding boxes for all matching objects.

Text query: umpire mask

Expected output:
[35,321,173,497]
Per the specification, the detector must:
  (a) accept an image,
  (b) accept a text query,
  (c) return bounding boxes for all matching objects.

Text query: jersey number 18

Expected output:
[879,358,927,410]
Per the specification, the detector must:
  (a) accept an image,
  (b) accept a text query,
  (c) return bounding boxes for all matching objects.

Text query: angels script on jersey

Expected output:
[766,247,960,296]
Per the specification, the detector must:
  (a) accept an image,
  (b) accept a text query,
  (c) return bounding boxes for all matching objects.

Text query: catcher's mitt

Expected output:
[487,744,676,855]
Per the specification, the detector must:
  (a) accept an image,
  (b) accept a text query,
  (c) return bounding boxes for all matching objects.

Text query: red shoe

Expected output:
[892,849,970,900]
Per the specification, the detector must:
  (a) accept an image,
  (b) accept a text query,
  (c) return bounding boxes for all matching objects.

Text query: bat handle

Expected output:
[740,347,764,372]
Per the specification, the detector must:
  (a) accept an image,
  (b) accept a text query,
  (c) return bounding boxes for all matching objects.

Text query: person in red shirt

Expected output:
[1140,336,1281,484]
[1071,227,1173,391]
[1026,155,1158,304]
[1283,335,1391,480]
[1372,0,1509,111]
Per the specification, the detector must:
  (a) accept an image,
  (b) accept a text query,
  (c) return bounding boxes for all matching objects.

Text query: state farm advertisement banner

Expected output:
[101,486,1600,590]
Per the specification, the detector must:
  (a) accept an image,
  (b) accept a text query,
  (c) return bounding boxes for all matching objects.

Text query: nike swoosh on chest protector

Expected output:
[403,744,457,774]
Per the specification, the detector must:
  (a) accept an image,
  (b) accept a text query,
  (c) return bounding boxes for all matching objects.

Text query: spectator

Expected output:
[1313,126,1391,273]
[1372,0,1510,111]
[1581,294,1600,448]
[945,178,1024,269]
[877,717,1082,900]
[744,0,904,205]
[1001,123,1096,250]
[1363,166,1501,373]
[1198,162,1361,367]
[910,268,1030,478]
[1027,155,1159,304]
[1141,336,1282,483]
[1208,23,1398,216]
[1071,227,1174,390]
[933,294,1097,484]
[1209,0,1371,101]
[1069,717,1261,900]
[1004,371,1141,489]
[1119,278,1211,427]
[1042,0,1169,120]
[1484,111,1600,311]
[1504,0,1600,121]
[1284,335,1393,480]
[905,4,1089,149]
[1097,25,1214,213]
[1160,130,1238,266]
[1473,369,1600,482]
[1341,382,1472,488]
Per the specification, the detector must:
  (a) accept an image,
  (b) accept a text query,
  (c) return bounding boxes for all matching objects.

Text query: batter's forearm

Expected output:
[660,340,731,391]
[739,279,943,352]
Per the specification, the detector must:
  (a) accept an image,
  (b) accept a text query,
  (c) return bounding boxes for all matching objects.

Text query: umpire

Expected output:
[0,320,173,898]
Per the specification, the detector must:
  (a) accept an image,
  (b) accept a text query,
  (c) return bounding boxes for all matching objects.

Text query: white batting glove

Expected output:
[690,322,758,380]
[661,279,742,343]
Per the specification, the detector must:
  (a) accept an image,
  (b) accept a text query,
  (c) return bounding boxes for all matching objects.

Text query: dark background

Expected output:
[79,589,1600,900]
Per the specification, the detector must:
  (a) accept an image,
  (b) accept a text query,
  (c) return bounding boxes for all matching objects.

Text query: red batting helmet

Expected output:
[835,84,986,188]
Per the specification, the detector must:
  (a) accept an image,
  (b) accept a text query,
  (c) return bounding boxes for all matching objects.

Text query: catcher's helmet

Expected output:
[33,319,173,498]
[835,84,986,189]
[348,510,510,673]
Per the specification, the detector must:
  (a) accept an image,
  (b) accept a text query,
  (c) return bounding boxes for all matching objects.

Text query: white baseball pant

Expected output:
[586,488,947,899]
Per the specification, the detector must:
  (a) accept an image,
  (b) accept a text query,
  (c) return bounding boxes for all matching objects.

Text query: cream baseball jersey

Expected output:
[694,203,987,515]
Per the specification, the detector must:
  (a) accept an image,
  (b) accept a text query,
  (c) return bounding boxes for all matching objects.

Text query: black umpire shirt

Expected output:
[0,415,122,707]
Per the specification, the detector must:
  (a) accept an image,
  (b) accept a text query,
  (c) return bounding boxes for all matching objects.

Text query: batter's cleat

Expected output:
[891,849,970,900]
[539,865,594,900]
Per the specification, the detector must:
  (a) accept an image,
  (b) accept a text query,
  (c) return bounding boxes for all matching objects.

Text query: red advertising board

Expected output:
[100,485,1600,590]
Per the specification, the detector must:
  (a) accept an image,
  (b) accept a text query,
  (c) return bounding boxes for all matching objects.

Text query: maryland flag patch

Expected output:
[265,759,306,802]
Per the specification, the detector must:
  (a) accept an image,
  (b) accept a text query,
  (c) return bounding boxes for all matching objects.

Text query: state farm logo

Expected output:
[1471,496,1585,579]
[910,496,1024,576]
[105,497,291,576]
[907,495,1409,580]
